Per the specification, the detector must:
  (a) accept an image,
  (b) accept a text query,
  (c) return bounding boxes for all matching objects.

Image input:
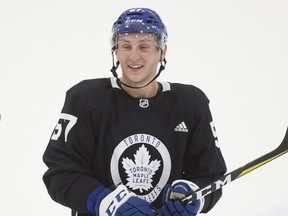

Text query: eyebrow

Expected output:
[117,37,155,43]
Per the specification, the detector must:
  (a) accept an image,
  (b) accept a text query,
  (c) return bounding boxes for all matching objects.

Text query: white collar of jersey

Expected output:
[110,77,171,92]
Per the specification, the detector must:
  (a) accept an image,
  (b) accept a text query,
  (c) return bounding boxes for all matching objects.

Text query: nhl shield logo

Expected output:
[139,99,149,108]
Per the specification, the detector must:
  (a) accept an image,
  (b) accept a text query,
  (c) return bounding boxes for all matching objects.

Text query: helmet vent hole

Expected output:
[127,12,143,16]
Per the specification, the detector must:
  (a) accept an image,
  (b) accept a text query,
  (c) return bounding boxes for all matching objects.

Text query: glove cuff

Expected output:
[87,185,106,213]
[98,185,135,216]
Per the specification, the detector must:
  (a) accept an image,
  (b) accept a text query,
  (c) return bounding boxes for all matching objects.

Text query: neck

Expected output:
[121,81,159,98]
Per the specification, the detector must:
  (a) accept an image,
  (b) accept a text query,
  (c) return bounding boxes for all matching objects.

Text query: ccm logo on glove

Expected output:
[98,185,134,216]
[104,187,130,215]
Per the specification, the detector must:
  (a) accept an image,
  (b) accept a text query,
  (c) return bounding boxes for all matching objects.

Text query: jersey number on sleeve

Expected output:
[210,121,220,148]
[51,113,78,142]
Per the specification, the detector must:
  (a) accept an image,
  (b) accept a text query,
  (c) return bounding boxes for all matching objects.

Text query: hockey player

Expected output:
[43,8,227,216]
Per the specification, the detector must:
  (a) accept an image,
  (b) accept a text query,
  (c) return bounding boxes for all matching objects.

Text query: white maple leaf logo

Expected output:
[122,144,161,193]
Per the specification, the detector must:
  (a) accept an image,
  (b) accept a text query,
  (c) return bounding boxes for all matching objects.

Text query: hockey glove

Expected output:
[158,179,204,216]
[87,184,156,216]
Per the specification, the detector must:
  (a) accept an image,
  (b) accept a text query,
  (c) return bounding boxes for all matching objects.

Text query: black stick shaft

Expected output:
[182,127,288,204]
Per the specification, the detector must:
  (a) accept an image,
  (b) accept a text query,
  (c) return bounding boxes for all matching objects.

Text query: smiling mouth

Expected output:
[128,65,144,69]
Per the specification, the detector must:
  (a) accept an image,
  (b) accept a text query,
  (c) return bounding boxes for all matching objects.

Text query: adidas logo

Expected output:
[174,121,188,132]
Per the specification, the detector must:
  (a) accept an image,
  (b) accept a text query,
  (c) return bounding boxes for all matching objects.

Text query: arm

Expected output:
[42,87,103,213]
[183,99,227,213]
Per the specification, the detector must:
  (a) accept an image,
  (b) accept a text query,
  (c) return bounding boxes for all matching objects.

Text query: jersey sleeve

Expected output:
[42,82,103,213]
[183,93,227,213]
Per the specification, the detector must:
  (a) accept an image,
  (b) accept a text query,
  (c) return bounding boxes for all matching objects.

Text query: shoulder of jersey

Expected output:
[67,78,112,97]
[170,82,209,103]
[63,78,113,111]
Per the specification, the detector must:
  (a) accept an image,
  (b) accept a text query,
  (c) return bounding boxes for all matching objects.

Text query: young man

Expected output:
[43,8,227,216]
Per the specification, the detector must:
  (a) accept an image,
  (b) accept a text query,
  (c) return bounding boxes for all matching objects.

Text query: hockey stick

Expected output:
[180,127,288,204]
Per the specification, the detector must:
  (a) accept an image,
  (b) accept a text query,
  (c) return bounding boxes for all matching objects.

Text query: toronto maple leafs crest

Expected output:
[110,133,171,203]
[122,144,161,193]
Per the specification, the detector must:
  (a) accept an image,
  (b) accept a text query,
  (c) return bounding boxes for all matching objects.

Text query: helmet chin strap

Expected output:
[110,50,167,89]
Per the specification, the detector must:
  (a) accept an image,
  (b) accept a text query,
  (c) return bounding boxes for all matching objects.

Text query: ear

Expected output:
[161,44,167,61]
[114,49,119,61]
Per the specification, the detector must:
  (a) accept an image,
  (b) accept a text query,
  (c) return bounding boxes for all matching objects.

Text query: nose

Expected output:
[128,47,141,61]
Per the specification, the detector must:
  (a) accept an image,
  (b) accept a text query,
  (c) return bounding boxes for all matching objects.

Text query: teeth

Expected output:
[129,65,142,69]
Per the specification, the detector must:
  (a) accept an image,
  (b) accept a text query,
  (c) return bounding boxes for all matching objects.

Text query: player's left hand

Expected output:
[158,179,203,216]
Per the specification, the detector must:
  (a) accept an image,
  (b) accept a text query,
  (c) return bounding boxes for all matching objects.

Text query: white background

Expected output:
[1,0,288,215]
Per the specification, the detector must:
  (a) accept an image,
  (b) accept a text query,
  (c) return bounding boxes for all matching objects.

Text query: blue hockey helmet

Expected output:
[111,8,168,50]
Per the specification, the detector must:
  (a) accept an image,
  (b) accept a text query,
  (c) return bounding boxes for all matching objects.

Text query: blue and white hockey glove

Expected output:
[87,184,156,216]
[158,179,205,216]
